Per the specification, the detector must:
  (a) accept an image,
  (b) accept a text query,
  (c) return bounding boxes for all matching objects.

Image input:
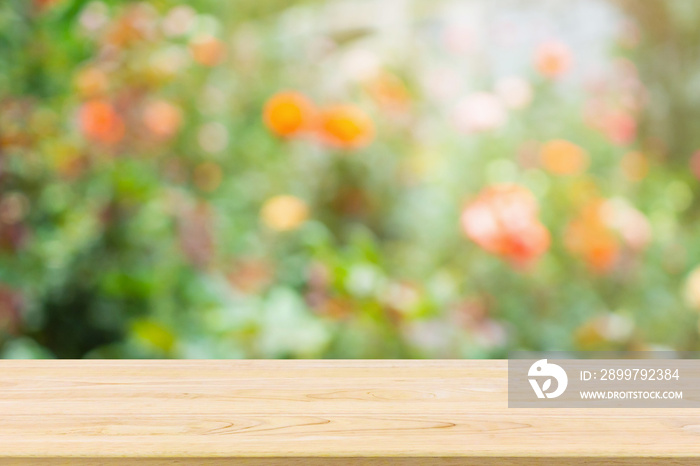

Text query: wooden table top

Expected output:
[0,359,698,465]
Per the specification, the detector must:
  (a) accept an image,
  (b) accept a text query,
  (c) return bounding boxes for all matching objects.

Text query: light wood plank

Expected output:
[0,360,698,464]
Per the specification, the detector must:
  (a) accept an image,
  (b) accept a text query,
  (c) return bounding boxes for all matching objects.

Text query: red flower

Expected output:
[142,100,182,140]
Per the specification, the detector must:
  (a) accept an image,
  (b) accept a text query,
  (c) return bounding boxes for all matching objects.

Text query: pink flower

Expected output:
[603,111,636,146]
[461,185,550,266]
[600,198,651,250]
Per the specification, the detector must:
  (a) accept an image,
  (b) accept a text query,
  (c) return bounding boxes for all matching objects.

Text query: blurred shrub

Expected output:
[1,0,700,359]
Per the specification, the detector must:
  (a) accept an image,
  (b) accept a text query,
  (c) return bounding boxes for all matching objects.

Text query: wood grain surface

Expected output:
[0,360,698,464]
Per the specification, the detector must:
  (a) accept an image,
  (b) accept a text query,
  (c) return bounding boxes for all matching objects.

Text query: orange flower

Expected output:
[565,198,650,272]
[364,71,410,113]
[318,104,374,149]
[105,5,154,47]
[189,36,226,67]
[565,210,619,272]
[263,92,316,138]
[539,139,589,175]
[534,41,572,79]
[79,99,125,145]
[143,100,182,139]
[260,195,309,231]
[460,185,550,266]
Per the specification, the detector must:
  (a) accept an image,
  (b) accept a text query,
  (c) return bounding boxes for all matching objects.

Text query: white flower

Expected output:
[453,92,507,133]
[79,2,109,32]
[495,76,533,110]
[422,67,461,101]
[162,5,197,38]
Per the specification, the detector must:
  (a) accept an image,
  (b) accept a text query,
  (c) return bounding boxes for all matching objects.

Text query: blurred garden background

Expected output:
[1,0,700,358]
